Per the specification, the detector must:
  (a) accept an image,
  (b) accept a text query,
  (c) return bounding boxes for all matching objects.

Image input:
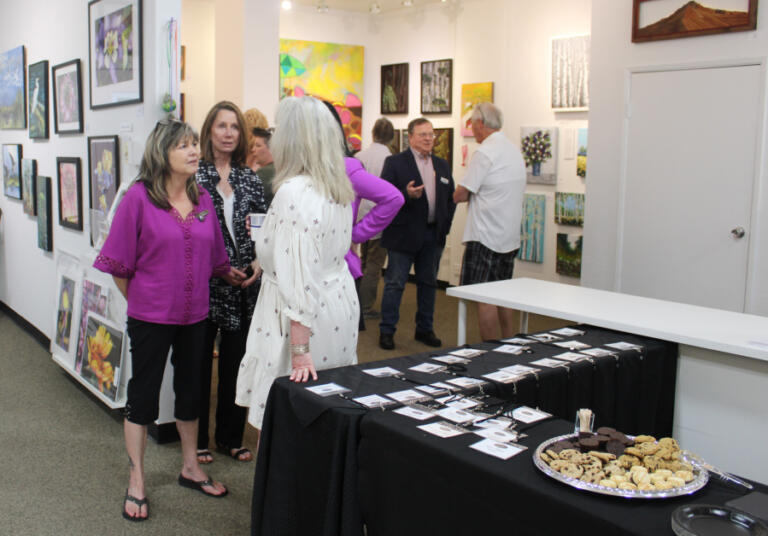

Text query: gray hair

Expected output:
[471,102,503,130]
[271,97,354,205]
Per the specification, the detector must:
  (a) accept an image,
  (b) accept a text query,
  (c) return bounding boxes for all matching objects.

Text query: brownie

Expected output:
[550,440,577,453]
[596,426,616,435]
[606,439,626,457]
[594,434,611,446]
[578,437,600,450]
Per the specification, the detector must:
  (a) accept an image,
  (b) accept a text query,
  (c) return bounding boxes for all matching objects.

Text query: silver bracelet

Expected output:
[290,343,309,355]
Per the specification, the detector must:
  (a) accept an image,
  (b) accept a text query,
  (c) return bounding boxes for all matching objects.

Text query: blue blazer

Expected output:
[380,149,456,253]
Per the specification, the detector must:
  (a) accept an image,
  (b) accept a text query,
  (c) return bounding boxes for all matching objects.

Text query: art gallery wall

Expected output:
[0,0,183,338]
[585,0,768,316]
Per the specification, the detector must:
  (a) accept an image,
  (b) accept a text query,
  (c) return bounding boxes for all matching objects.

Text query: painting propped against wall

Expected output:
[80,312,124,402]
[556,233,582,278]
[0,45,26,129]
[519,193,546,263]
[279,38,364,151]
[632,0,757,42]
[551,35,590,111]
[381,63,408,114]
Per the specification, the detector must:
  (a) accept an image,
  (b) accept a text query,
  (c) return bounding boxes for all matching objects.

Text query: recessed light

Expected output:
[281,0,292,10]
[317,1,329,12]
[370,2,381,14]
[402,0,413,6]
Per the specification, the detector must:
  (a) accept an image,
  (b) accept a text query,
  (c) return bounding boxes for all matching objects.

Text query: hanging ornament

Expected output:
[162,18,178,114]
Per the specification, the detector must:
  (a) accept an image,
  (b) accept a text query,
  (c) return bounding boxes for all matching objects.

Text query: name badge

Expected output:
[440,176,449,184]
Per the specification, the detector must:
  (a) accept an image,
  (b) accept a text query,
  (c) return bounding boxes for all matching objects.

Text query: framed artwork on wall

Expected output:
[519,194,546,263]
[521,127,558,185]
[57,157,83,230]
[421,59,452,114]
[22,158,37,215]
[0,45,26,129]
[28,60,49,139]
[37,175,53,251]
[554,192,585,226]
[577,128,587,179]
[556,233,582,278]
[3,143,22,199]
[551,35,590,112]
[460,82,494,137]
[87,135,120,226]
[52,59,84,134]
[88,0,144,109]
[433,128,454,170]
[387,129,401,155]
[381,63,408,114]
[632,0,758,43]
[401,129,409,150]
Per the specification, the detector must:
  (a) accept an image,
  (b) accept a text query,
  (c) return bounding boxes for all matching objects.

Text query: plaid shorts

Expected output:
[460,241,518,286]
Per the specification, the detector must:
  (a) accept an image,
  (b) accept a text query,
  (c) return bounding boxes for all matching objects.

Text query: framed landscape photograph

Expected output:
[3,143,22,199]
[88,135,120,223]
[52,59,84,134]
[433,128,454,170]
[89,0,144,109]
[57,157,83,230]
[632,0,758,42]
[28,60,49,139]
[37,175,53,251]
[551,35,590,112]
[381,62,408,114]
[22,158,37,215]
[421,59,452,114]
[0,45,26,129]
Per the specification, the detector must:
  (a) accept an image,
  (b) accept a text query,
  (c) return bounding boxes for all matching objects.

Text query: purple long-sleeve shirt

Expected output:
[94,181,230,325]
[344,157,404,278]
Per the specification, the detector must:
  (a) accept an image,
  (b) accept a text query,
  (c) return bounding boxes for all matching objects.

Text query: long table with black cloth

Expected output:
[251,325,682,535]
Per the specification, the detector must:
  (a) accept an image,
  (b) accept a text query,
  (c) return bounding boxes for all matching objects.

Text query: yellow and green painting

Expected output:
[460,82,493,137]
[279,39,364,151]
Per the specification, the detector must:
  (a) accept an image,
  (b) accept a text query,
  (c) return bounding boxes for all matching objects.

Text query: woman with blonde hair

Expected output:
[236,96,358,427]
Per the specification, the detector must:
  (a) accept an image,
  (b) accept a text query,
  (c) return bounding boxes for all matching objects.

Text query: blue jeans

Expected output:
[380,226,443,335]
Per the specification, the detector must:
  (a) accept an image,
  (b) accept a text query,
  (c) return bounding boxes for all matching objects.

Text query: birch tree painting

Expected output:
[421,59,452,114]
[551,35,590,111]
[519,194,546,263]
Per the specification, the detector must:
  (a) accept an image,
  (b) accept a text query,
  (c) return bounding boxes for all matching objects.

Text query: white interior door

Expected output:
[618,64,761,312]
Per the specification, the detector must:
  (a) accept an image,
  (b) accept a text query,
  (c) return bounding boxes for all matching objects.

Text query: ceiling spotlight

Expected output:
[402,0,413,6]
[281,0,292,10]
[317,1,329,12]
[369,2,381,14]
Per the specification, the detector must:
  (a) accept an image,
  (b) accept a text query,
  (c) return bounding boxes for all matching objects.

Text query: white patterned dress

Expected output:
[235,175,359,427]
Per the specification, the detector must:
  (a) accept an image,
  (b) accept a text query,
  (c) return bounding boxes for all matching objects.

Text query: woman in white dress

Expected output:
[236,96,359,428]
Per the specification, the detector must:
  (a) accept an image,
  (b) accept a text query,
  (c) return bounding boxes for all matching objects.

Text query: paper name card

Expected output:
[418,421,468,438]
[528,333,562,342]
[529,358,568,368]
[436,407,477,424]
[474,416,514,430]
[415,384,449,396]
[473,427,519,443]
[386,389,428,403]
[470,439,527,460]
[500,364,538,375]
[409,362,447,374]
[494,344,525,355]
[482,370,523,384]
[353,394,396,408]
[502,337,538,345]
[449,348,487,358]
[580,348,616,357]
[605,341,643,351]
[512,406,552,424]
[393,404,435,421]
[552,340,591,350]
[443,397,481,410]
[430,381,460,391]
[432,355,470,365]
[446,377,488,389]
[553,352,589,363]
[306,383,350,397]
[550,327,586,337]
[362,366,401,377]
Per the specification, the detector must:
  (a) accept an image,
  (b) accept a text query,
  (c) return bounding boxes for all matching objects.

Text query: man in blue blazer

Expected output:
[379,118,456,350]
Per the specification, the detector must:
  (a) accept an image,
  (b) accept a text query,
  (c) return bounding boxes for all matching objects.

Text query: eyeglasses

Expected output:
[414,132,436,139]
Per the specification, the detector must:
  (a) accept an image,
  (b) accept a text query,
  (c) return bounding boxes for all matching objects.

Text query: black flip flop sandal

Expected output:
[122,491,149,522]
[178,474,228,498]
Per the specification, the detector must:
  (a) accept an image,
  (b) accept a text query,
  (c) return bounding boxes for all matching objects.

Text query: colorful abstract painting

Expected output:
[75,279,109,374]
[279,38,364,151]
[519,194,546,263]
[551,35,590,111]
[577,128,587,178]
[433,128,454,170]
[80,313,123,401]
[28,60,48,138]
[0,45,26,129]
[460,82,493,137]
[22,158,36,215]
[556,233,582,278]
[36,175,52,251]
[554,192,585,226]
[55,275,76,352]
[381,63,408,114]
[3,143,22,199]
[421,59,452,114]
[57,157,82,230]
[88,136,120,222]
[521,127,558,185]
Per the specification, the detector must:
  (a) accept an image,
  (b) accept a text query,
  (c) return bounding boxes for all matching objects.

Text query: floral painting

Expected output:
[0,45,25,129]
[88,136,120,221]
[381,63,408,114]
[460,82,493,137]
[519,194,546,263]
[55,276,76,352]
[280,38,364,151]
[57,157,82,230]
[22,158,36,215]
[52,59,83,134]
[75,279,109,374]
[556,233,583,278]
[28,60,48,139]
[421,59,452,114]
[551,35,590,111]
[3,143,22,199]
[80,313,123,401]
[521,126,558,185]
[36,175,52,251]
[577,128,587,178]
[555,192,585,226]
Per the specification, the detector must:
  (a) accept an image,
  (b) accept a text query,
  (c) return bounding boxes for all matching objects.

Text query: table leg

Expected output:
[457,299,467,345]
[520,311,529,334]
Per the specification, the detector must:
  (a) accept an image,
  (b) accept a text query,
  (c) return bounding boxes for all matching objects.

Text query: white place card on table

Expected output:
[580,348,616,357]
[474,416,514,430]
[418,421,468,438]
[306,383,351,397]
[444,397,481,410]
[435,407,478,424]
[512,406,552,424]
[473,427,520,443]
[446,377,488,389]
[528,333,562,342]
[353,394,396,408]
[550,327,586,337]
[431,355,470,365]
[409,362,447,374]
[386,389,428,404]
[500,364,539,375]
[530,358,568,368]
[415,384,449,396]
[552,340,591,350]
[470,439,527,460]
[430,381,459,391]
[502,337,538,345]
[362,366,401,377]
[605,341,643,351]
[553,352,589,363]
[393,404,435,421]
[449,348,487,358]
[482,370,523,384]
[494,344,526,355]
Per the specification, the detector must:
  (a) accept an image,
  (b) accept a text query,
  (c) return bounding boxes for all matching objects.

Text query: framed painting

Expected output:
[80,312,124,401]
[387,129,401,155]
[55,275,77,353]
[75,279,110,374]
[460,82,494,137]
[52,59,84,134]
[551,35,590,111]
[556,233,582,278]
[433,128,454,170]
[554,192,585,226]
[518,194,546,263]
[577,128,587,179]
[0,45,26,129]
[3,143,22,199]
[521,127,558,185]
[37,175,53,251]
[88,0,144,109]
[421,59,452,114]
[632,0,758,42]
[22,158,37,215]
[381,63,408,114]
[57,157,83,230]
[28,60,49,139]
[88,135,120,225]
[401,129,409,151]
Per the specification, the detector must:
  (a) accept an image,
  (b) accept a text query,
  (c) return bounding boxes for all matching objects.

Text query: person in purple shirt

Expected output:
[94,119,244,521]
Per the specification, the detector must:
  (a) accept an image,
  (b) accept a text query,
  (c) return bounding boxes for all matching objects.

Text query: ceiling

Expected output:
[290,0,456,14]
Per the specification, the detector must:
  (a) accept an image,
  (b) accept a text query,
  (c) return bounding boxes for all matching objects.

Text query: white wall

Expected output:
[585,0,768,316]
[180,0,216,131]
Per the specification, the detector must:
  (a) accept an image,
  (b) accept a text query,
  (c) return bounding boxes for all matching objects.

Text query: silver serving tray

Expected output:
[532,433,709,499]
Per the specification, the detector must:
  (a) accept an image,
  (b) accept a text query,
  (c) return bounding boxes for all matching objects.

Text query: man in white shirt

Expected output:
[453,102,526,341]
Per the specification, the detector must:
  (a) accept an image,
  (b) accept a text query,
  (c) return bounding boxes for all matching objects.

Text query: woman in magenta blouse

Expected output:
[94,119,244,522]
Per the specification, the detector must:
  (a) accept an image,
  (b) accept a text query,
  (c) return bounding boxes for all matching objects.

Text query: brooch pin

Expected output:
[197,210,209,222]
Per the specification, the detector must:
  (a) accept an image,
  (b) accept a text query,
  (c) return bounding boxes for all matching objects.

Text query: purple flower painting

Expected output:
[94,5,134,87]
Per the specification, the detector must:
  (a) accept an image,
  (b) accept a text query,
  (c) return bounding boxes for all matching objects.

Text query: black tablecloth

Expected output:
[251,325,679,535]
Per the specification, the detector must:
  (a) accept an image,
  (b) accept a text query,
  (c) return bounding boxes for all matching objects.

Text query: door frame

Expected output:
[615,58,768,313]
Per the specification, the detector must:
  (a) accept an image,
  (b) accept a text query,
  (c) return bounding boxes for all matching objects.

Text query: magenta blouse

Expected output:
[344,157,404,278]
[94,182,231,325]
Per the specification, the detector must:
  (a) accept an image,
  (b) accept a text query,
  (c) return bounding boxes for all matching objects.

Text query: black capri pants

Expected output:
[125,317,207,425]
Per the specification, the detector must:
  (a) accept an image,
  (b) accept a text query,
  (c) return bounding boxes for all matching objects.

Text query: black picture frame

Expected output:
[2,143,22,199]
[421,59,453,114]
[57,156,83,230]
[381,62,409,115]
[52,59,84,134]
[87,135,121,224]
[28,60,49,139]
[88,0,144,109]
[37,175,53,251]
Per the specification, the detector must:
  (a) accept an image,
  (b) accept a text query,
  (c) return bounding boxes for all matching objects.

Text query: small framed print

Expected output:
[3,143,22,199]
[28,60,49,139]
[87,135,120,223]
[52,59,84,134]
[57,157,83,230]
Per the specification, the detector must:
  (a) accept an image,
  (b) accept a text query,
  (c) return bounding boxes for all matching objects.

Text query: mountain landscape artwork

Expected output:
[632,0,757,42]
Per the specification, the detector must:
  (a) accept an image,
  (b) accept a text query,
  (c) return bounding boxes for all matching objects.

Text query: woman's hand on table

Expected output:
[290,352,317,383]
[222,266,248,287]
[241,259,262,288]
